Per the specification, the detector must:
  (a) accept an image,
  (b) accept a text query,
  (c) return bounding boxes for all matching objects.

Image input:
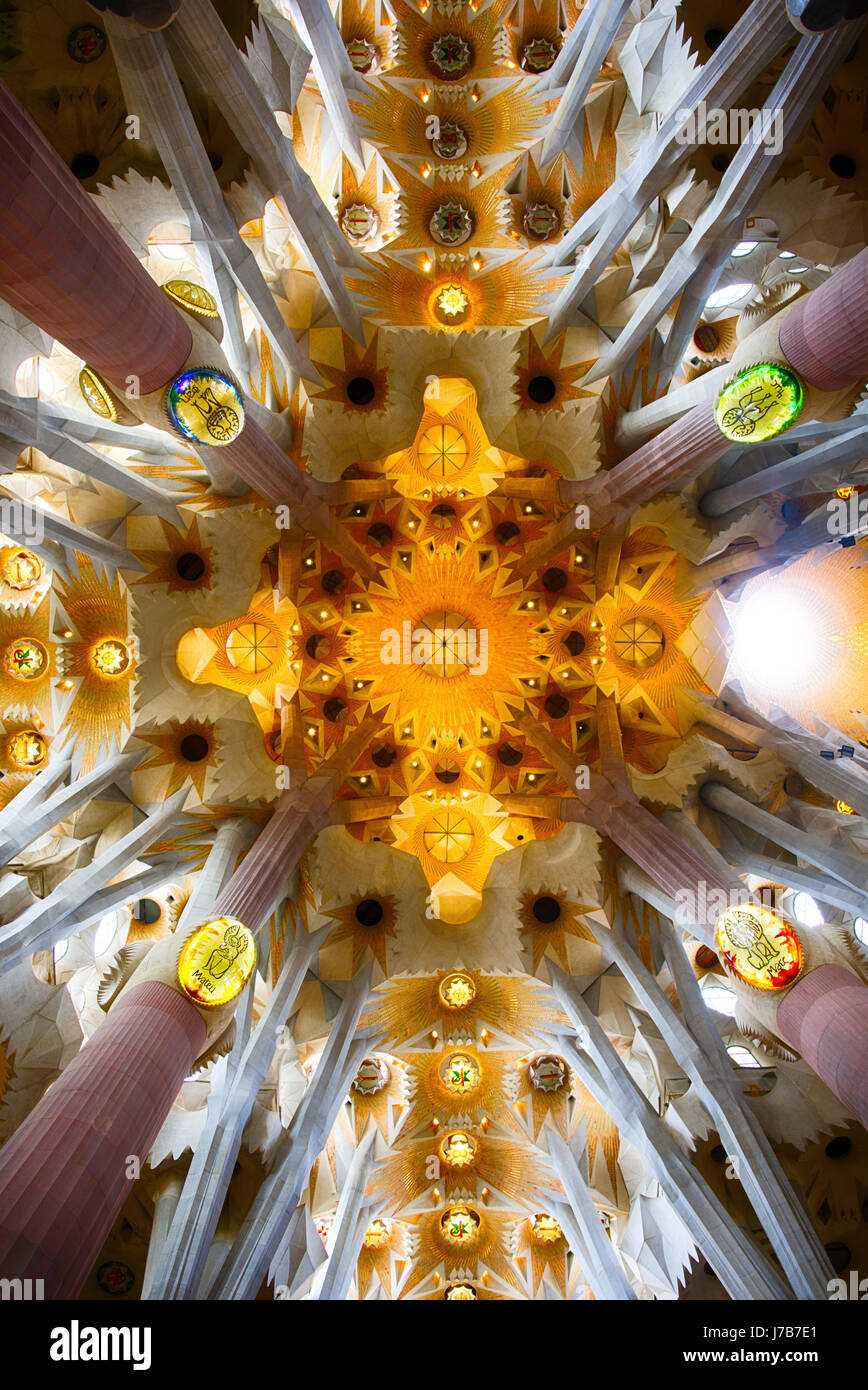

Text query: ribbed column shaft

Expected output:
[777,965,868,1127]
[0,982,205,1299]
[780,249,868,391]
[0,81,191,395]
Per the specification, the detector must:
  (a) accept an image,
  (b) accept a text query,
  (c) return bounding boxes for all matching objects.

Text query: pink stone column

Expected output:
[776,964,868,1128]
[571,786,737,943]
[0,81,191,395]
[780,249,868,392]
[600,401,728,523]
[0,981,205,1299]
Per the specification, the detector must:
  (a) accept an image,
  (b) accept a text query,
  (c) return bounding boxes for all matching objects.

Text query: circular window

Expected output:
[355,898,384,927]
[175,552,206,582]
[3,637,48,681]
[346,376,376,405]
[92,639,131,677]
[225,622,279,673]
[829,154,856,179]
[70,152,99,180]
[424,810,474,862]
[825,1136,852,1160]
[527,375,557,404]
[180,733,209,762]
[367,521,393,546]
[614,618,665,668]
[439,972,476,1009]
[417,424,469,478]
[532,896,561,924]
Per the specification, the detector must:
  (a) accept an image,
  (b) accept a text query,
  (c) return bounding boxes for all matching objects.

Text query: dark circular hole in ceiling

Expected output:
[180,734,209,762]
[367,522,393,546]
[533,896,562,924]
[208,152,223,172]
[825,1242,851,1275]
[825,1136,852,1159]
[494,521,520,544]
[306,633,331,660]
[563,630,585,657]
[134,898,161,925]
[346,376,376,405]
[175,552,206,581]
[542,567,568,593]
[695,945,718,970]
[355,898,384,926]
[710,1144,727,1162]
[497,742,523,765]
[527,375,557,404]
[711,154,731,173]
[544,692,570,719]
[435,762,460,783]
[322,569,347,595]
[70,153,99,180]
[371,744,397,767]
[704,27,727,49]
[323,697,347,722]
[829,153,856,179]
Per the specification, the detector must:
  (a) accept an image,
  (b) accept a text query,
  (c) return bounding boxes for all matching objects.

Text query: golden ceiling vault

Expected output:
[0,0,866,1316]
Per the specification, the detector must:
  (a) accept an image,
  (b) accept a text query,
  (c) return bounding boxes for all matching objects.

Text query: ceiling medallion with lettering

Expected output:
[429,33,473,80]
[530,1213,563,1244]
[67,24,106,63]
[528,1054,568,1093]
[79,366,119,421]
[433,283,471,326]
[352,1056,392,1095]
[440,1131,478,1168]
[440,1050,481,1096]
[445,1283,477,1299]
[177,917,257,1007]
[432,119,469,160]
[7,730,48,769]
[523,202,561,242]
[362,1218,392,1249]
[162,280,220,320]
[438,971,477,1009]
[165,367,245,446]
[429,202,474,247]
[715,904,803,991]
[440,1203,480,1246]
[91,639,132,678]
[346,37,377,72]
[3,637,47,681]
[340,203,380,245]
[1,548,43,592]
[520,37,560,72]
[715,363,804,442]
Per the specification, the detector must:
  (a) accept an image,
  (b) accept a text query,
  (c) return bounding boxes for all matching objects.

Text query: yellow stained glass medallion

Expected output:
[3,637,47,681]
[7,730,47,768]
[362,1219,392,1249]
[438,971,476,1009]
[177,917,256,1007]
[440,1131,478,1168]
[91,639,131,677]
[441,1051,481,1096]
[440,1204,480,1246]
[715,903,803,991]
[1,548,43,591]
[530,1213,563,1244]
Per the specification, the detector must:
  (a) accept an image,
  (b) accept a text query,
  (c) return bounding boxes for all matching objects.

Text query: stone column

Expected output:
[0,81,191,394]
[780,248,868,392]
[0,982,205,1299]
[777,964,868,1127]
